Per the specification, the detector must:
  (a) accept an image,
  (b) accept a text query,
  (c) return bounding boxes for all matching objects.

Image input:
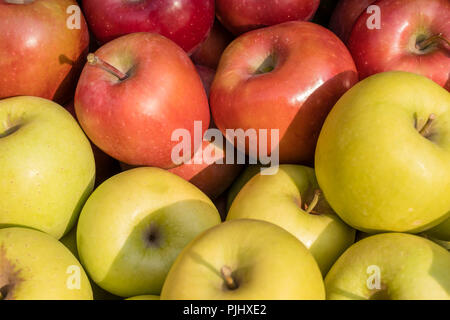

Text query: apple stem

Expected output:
[305,189,321,214]
[416,33,450,51]
[418,114,436,137]
[220,266,238,290]
[87,53,129,81]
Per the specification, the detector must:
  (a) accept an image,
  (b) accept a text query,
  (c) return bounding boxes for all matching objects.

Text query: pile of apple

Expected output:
[0,0,449,301]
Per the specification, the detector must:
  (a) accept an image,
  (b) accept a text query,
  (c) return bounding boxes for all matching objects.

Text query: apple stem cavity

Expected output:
[220,266,238,290]
[416,33,450,51]
[418,114,436,138]
[87,53,129,81]
[305,189,321,214]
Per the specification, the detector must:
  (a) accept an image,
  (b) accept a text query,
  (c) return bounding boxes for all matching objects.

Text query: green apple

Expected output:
[325,233,450,300]
[161,219,325,300]
[227,165,355,275]
[424,217,450,242]
[226,165,262,210]
[126,295,160,300]
[315,71,450,233]
[0,227,92,300]
[0,96,95,239]
[77,167,221,297]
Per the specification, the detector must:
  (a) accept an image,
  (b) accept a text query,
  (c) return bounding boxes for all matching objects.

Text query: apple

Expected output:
[0,0,89,104]
[195,65,215,98]
[423,217,450,242]
[0,227,92,300]
[329,0,376,43]
[227,165,355,274]
[191,20,234,70]
[0,96,95,239]
[347,0,450,89]
[81,0,214,54]
[161,219,325,300]
[65,101,121,187]
[325,233,450,300]
[315,71,450,233]
[126,295,160,300]
[311,0,340,26]
[75,32,210,169]
[77,167,221,297]
[216,0,320,35]
[211,21,358,165]
[226,165,263,211]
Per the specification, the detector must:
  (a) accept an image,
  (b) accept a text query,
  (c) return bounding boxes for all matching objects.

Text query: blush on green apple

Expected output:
[316,71,450,233]
[161,219,325,300]
[227,165,355,274]
[0,96,95,239]
[77,167,222,297]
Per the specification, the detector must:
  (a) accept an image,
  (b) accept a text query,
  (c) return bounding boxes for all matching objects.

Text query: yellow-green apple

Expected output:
[347,0,450,89]
[74,32,210,168]
[126,295,160,300]
[227,165,355,274]
[191,20,234,69]
[161,219,325,300]
[0,227,92,300]
[77,167,221,297]
[216,0,320,35]
[81,0,214,54]
[0,0,89,104]
[0,96,95,239]
[329,0,376,43]
[315,72,450,233]
[424,217,450,242]
[226,165,263,210]
[325,233,450,300]
[211,21,358,165]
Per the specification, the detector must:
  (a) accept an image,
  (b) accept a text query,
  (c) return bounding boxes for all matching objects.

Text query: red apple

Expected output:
[74,32,210,169]
[65,101,121,187]
[0,0,89,103]
[329,0,376,43]
[211,21,358,165]
[216,0,320,35]
[191,20,234,70]
[347,0,450,88]
[81,0,214,54]
[195,64,215,98]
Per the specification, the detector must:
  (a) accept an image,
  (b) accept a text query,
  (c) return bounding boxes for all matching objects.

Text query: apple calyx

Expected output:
[87,53,129,81]
[0,246,22,300]
[416,33,450,52]
[417,113,436,138]
[254,54,276,75]
[144,222,162,248]
[220,266,238,290]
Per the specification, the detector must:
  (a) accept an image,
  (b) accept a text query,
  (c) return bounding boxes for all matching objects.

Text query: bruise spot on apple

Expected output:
[0,245,24,300]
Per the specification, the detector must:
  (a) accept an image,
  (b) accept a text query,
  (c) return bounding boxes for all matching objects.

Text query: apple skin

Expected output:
[161,219,325,300]
[0,0,89,104]
[191,20,234,70]
[329,0,376,43]
[347,0,450,88]
[211,21,358,165]
[325,233,450,300]
[126,295,160,300]
[81,0,214,54]
[315,72,450,233]
[77,167,221,297]
[195,64,215,98]
[226,165,263,211]
[424,217,450,242]
[216,0,320,35]
[0,96,95,239]
[75,32,210,169]
[0,227,92,300]
[227,165,355,275]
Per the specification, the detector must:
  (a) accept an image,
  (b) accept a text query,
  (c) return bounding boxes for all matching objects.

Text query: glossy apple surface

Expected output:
[325,233,450,300]
[227,165,355,274]
[347,0,450,88]
[0,0,89,103]
[77,168,221,297]
[75,32,210,169]
[216,0,320,35]
[161,219,325,300]
[316,72,450,233]
[0,96,95,239]
[211,21,358,165]
[0,227,92,300]
[82,0,214,54]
